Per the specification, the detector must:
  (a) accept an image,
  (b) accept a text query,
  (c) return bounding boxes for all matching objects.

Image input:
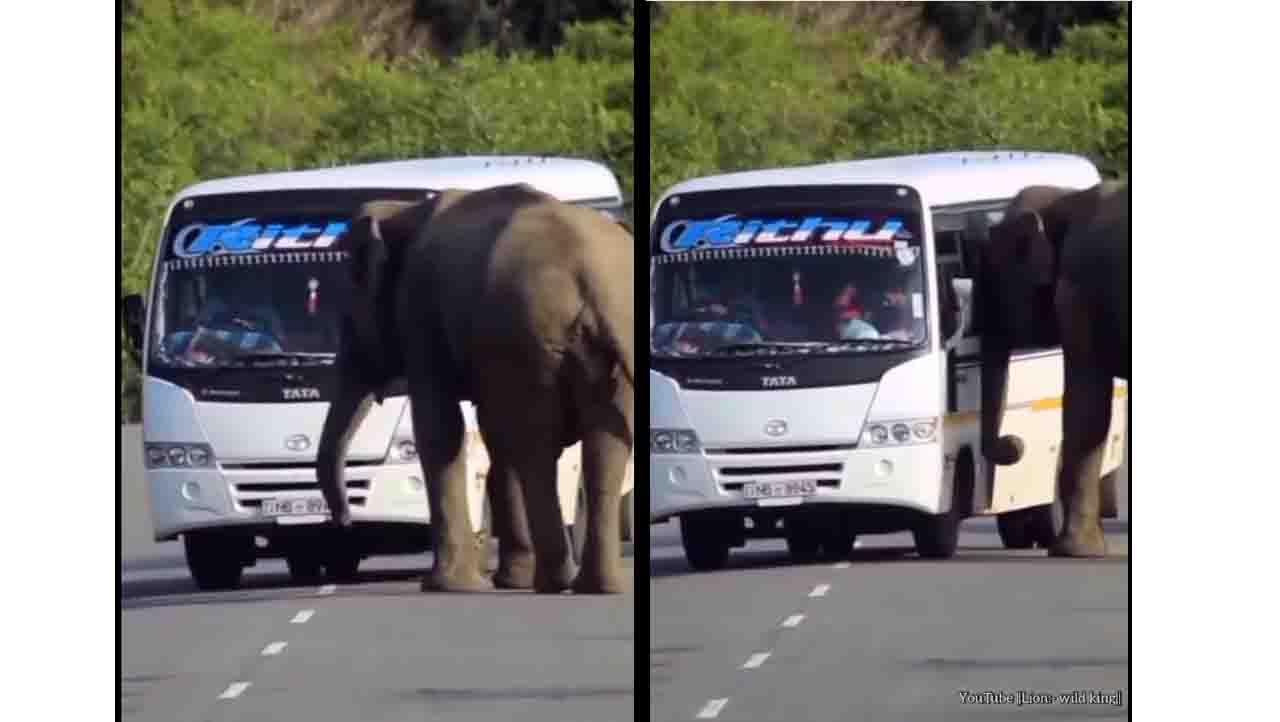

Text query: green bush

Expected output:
[120,0,632,422]
[649,3,1129,209]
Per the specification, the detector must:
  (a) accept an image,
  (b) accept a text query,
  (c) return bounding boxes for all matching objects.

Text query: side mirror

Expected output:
[121,294,145,364]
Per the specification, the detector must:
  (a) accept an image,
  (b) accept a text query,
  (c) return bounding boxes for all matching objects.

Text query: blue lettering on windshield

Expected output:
[172,218,349,258]
[659,214,909,254]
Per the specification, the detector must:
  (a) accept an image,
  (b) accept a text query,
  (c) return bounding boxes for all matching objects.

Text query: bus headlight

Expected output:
[386,437,418,463]
[861,418,937,447]
[145,443,215,468]
[651,428,700,454]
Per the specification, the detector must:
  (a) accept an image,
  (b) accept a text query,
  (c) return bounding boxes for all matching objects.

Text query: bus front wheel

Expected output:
[184,531,246,591]
[785,526,823,563]
[286,554,324,583]
[324,551,362,583]
[914,453,971,559]
[680,516,731,571]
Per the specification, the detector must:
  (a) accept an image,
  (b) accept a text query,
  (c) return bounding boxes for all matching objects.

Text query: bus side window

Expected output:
[932,227,964,343]
[937,262,958,342]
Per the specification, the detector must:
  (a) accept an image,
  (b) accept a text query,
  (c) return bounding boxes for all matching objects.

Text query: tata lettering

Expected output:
[173,218,349,258]
[659,214,909,254]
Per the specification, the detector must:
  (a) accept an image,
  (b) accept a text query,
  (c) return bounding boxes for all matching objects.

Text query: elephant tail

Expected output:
[578,273,635,390]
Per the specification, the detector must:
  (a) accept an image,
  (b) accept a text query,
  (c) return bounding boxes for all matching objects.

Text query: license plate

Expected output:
[741,480,817,500]
[261,497,329,516]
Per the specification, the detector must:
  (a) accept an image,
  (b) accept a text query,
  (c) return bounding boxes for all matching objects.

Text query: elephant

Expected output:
[315,184,635,594]
[971,180,1129,558]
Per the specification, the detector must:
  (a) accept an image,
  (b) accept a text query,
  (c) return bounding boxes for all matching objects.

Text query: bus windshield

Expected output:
[651,206,928,358]
[147,213,354,369]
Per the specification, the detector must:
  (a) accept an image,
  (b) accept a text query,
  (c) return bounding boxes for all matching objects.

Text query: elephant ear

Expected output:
[1004,210,1054,286]
[347,214,389,301]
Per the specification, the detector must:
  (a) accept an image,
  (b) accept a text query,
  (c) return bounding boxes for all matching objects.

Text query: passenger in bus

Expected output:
[832,281,879,340]
[703,274,770,333]
[877,286,926,341]
[832,281,867,320]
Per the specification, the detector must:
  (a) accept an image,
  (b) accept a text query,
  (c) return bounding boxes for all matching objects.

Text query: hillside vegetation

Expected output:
[649,2,1128,209]
[120,0,632,421]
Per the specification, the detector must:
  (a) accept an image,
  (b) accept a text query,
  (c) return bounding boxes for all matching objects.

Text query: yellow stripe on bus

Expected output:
[946,387,1125,421]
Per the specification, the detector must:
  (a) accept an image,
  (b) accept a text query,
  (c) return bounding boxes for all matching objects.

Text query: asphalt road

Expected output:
[120,426,635,722]
[649,454,1129,722]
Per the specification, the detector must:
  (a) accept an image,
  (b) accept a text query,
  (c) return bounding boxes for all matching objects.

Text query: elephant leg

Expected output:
[484,451,536,590]
[571,378,633,595]
[1049,281,1112,558]
[409,378,492,593]
[474,367,576,593]
[510,440,576,594]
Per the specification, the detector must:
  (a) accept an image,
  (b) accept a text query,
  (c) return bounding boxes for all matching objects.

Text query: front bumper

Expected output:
[148,460,430,541]
[649,441,947,523]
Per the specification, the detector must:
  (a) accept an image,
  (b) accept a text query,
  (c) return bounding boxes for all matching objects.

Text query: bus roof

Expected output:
[654,151,1103,210]
[175,155,624,206]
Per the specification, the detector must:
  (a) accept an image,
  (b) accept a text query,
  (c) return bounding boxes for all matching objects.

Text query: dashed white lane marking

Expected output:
[696,698,729,718]
[742,652,771,669]
[318,584,337,595]
[218,682,251,700]
[291,609,315,624]
[809,583,831,598]
[834,561,851,569]
[781,613,805,628]
[261,641,288,656]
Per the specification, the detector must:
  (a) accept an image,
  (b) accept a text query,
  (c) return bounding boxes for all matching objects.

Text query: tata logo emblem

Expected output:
[284,435,311,452]
[764,419,789,437]
[761,376,798,388]
[283,387,321,401]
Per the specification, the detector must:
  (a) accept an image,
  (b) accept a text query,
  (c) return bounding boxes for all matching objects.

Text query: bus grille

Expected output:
[232,478,371,511]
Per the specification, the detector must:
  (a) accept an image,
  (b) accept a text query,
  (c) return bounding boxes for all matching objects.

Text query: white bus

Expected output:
[122,155,636,590]
[649,151,1127,570]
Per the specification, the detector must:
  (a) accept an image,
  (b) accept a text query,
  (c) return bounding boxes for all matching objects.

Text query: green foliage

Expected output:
[120,0,632,422]
[650,3,1129,209]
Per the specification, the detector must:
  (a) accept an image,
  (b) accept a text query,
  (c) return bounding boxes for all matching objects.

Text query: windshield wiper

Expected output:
[717,342,829,352]
[705,339,922,357]
[705,342,831,357]
[823,338,920,351]
[235,352,336,365]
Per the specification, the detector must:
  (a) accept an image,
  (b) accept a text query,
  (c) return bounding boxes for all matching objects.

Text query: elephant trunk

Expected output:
[980,343,1025,467]
[316,384,375,528]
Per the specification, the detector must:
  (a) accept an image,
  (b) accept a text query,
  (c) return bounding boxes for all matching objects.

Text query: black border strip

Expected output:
[633,9,652,722]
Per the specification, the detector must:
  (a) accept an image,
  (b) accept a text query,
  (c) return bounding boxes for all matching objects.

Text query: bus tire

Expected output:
[621,491,635,542]
[184,532,245,591]
[324,552,361,583]
[1099,470,1119,519]
[819,531,856,561]
[1027,496,1065,550]
[785,526,823,563]
[996,511,1035,549]
[914,452,971,559]
[286,554,324,584]
[680,516,730,571]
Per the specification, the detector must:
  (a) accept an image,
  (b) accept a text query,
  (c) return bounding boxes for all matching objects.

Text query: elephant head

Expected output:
[972,185,1078,467]
[315,195,441,527]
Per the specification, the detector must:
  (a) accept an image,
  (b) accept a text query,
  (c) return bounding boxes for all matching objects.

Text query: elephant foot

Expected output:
[571,564,629,595]
[533,559,578,595]
[493,551,536,590]
[420,568,494,593]
[1047,527,1108,558]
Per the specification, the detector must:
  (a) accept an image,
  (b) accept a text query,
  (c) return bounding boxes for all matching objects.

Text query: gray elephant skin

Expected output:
[972,180,1128,558]
[316,184,635,594]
